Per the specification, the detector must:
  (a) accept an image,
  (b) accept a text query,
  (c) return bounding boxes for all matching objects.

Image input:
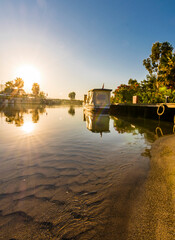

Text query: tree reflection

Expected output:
[68,106,75,116]
[4,107,26,127]
[112,115,174,141]
[32,109,40,123]
[1,105,46,127]
[113,118,136,134]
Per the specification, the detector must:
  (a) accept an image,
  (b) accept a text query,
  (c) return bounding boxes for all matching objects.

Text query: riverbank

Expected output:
[0,97,83,106]
[126,134,175,239]
[44,98,83,105]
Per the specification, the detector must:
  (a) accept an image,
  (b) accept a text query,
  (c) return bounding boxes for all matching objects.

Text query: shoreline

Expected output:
[0,97,83,106]
[126,134,175,239]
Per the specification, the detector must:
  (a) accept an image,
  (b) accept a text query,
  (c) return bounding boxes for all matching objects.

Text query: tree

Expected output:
[68,92,76,100]
[158,54,175,88]
[14,77,24,89]
[112,79,140,103]
[32,83,40,96]
[112,42,175,104]
[39,91,46,98]
[143,41,174,88]
[128,78,138,86]
[4,81,14,94]
[139,75,163,103]
[3,78,25,96]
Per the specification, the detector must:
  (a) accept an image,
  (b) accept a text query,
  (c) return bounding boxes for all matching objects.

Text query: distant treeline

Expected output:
[0,96,83,106]
[41,98,83,105]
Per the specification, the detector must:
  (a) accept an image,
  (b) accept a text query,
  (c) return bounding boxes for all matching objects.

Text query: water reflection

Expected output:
[2,105,173,139]
[83,110,174,140]
[4,108,24,127]
[1,105,46,127]
[112,115,174,141]
[0,106,174,239]
[113,117,136,134]
[84,110,110,135]
[22,121,35,134]
[32,109,40,123]
[68,106,75,116]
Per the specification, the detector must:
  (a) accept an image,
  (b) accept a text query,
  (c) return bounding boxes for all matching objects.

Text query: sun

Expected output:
[22,121,35,134]
[15,65,41,92]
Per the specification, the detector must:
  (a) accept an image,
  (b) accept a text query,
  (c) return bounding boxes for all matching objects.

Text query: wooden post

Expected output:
[133,96,138,104]
[84,94,87,103]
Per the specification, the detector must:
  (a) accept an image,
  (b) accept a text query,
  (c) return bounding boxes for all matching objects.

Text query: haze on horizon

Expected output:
[0,0,175,99]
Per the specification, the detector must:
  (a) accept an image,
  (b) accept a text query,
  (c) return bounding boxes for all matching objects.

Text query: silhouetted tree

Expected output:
[39,91,46,98]
[14,77,24,89]
[68,92,76,100]
[4,81,14,94]
[32,83,40,96]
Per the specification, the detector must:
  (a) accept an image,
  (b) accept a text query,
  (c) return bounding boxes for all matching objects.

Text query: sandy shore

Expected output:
[125,134,175,240]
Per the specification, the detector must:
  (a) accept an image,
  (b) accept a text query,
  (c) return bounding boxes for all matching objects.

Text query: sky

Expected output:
[0,0,175,99]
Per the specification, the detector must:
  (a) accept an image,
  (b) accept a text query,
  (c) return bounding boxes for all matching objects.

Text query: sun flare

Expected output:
[22,121,35,134]
[15,65,41,92]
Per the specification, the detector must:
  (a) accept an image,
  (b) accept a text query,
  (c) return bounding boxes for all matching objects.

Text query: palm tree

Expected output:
[14,77,24,89]
[32,83,40,96]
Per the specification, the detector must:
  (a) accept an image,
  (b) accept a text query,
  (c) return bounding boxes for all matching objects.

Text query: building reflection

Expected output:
[83,110,110,136]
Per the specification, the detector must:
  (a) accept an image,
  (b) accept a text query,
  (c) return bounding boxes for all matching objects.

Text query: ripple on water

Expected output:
[0,106,154,239]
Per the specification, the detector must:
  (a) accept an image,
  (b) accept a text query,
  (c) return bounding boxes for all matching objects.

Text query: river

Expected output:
[0,105,174,239]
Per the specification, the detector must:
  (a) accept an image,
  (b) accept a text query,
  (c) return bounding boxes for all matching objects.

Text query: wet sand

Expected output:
[126,134,175,240]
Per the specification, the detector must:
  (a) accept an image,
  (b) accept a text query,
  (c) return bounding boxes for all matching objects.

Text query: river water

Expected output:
[0,105,174,239]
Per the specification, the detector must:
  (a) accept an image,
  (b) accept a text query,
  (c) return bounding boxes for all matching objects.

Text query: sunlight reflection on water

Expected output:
[22,121,35,134]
